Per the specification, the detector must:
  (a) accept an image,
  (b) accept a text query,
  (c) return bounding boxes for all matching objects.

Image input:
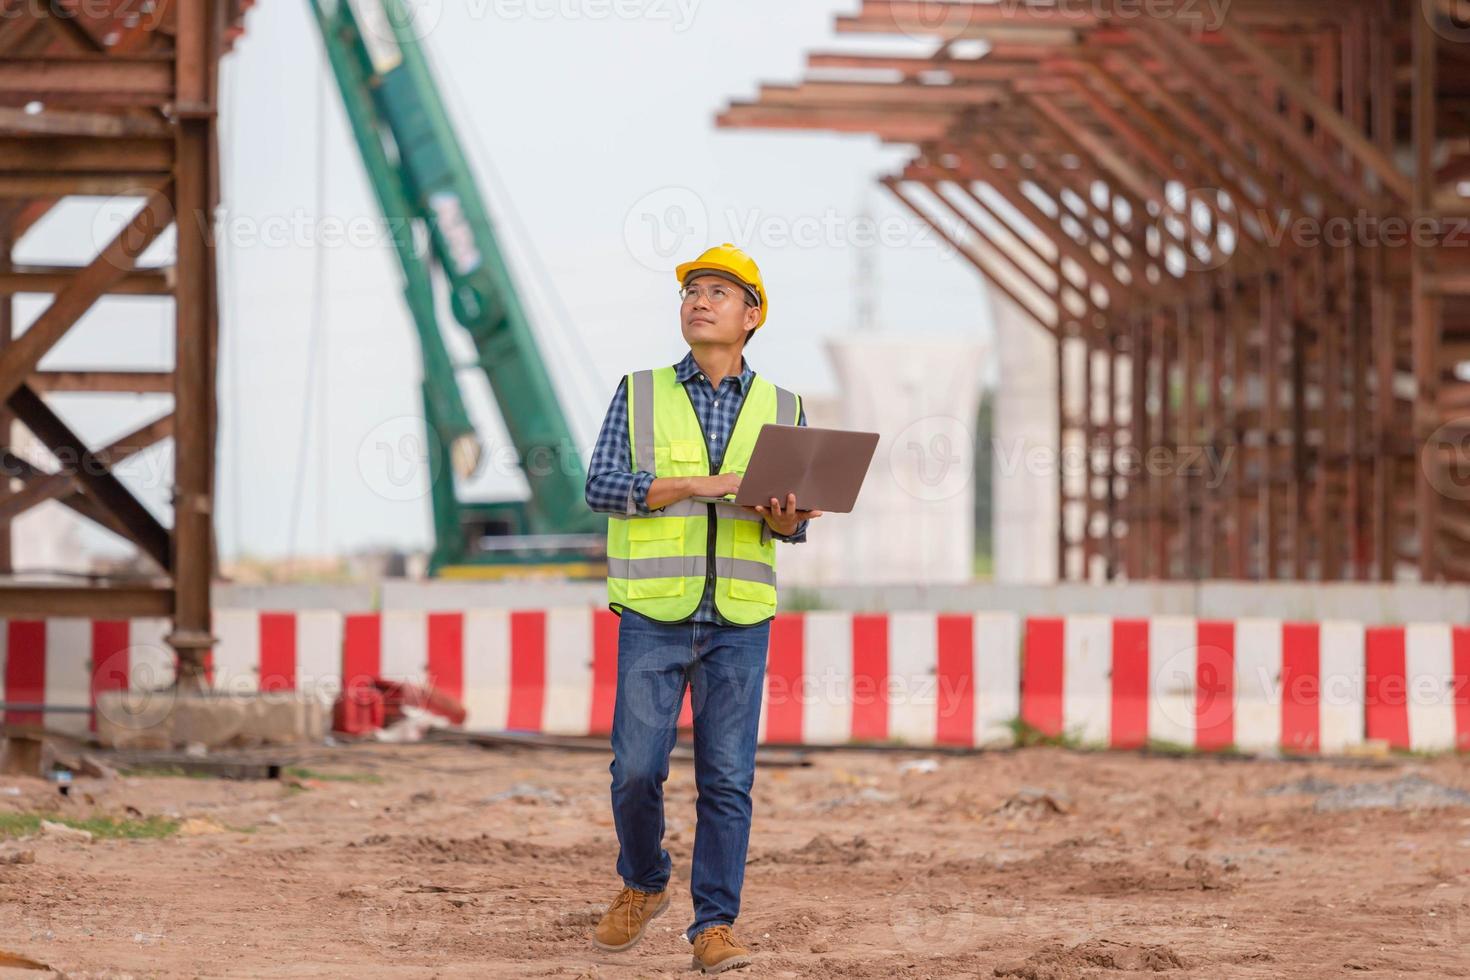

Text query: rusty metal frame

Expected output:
[0,0,243,681]
[719,0,1469,582]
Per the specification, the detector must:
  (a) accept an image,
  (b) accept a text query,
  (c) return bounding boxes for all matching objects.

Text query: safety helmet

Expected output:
[674,243,768,330]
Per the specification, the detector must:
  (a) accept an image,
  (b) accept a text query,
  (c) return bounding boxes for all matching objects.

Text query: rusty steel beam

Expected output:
[168,0,220,689]
[0,411,172,524]
[0,136,173,173]
[0,584,172,617]
[0,106,171,138]
[0,185,171,404]
[28,370,174,393]
[0,57,175,105]
[0,265,172,296]
[6,384,171,569]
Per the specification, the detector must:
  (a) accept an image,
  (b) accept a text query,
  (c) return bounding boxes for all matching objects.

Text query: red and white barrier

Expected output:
[212,609,344,698]
[11,609,1470,756]
[1365,624,1470,752]
[763,611,1019,747]
[1021,616,1366,754]
[0,618,171,736]
[335,609,1021,746]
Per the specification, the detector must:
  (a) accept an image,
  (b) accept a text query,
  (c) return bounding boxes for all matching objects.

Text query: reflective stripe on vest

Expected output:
[605,365,801,625]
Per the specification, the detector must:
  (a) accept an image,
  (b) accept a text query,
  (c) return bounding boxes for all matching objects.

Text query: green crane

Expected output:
[307,0,604,577]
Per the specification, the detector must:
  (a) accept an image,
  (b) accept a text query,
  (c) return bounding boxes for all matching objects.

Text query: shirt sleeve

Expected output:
[584,377,656,516]
[768,401,809,544]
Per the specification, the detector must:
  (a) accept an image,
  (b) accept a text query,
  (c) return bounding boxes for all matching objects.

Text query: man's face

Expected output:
[679,273,760,348]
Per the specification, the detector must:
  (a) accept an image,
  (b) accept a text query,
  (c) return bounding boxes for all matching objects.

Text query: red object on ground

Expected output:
[332,682,384,736]
[373,679,467,727]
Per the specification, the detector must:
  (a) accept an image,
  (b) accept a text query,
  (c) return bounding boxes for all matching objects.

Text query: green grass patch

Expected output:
[1006,717,1086,750]
[284,766,383,785]
[0,812,178,840]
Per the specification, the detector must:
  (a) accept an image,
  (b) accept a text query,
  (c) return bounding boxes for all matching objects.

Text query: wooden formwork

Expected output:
[719,0,1470,582]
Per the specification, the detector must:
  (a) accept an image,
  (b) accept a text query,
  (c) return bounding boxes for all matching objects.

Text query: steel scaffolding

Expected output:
[720,0,1470,582]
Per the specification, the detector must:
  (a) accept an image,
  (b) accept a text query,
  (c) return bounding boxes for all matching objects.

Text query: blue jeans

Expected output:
[608,607,770,943]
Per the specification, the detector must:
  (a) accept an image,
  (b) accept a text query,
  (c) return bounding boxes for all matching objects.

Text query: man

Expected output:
[583,243,820,974]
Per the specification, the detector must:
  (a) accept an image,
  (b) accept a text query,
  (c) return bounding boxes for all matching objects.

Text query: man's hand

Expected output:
[699,472,742,499]
[751,492,822,537]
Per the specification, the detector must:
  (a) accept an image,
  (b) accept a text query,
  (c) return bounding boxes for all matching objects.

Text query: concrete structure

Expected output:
[782,335,987,587]
[990,294,1058,585]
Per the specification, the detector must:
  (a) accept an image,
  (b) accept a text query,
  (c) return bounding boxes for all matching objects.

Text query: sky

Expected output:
[16,0,995,563]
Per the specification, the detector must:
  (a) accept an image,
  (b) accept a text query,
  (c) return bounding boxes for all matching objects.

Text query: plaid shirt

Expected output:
[586,350,808,624]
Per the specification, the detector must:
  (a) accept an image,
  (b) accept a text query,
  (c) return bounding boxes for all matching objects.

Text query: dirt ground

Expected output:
[2,738,1469,979]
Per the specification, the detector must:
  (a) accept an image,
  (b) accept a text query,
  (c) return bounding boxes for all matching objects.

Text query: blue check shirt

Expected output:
[586,350,808,624]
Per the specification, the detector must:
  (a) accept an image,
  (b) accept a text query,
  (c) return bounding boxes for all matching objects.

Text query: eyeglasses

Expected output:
[679,283,756,306]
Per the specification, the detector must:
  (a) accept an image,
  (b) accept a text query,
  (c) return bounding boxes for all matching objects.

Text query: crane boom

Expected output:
[308,0,604,576]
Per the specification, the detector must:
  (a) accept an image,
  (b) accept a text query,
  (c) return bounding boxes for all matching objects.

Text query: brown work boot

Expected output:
[592,885,669,952]
[690,924,752,974]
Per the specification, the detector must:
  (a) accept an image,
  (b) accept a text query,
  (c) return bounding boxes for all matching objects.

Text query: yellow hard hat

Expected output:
[675,243,768,329]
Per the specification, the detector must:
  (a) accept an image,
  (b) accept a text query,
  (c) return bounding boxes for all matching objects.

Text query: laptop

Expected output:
[689,424,879,513]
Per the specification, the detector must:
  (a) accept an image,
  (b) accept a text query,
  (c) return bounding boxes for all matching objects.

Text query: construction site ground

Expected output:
[2,739,1469,979]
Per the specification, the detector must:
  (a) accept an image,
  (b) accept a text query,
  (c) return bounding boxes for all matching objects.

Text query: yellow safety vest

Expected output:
[606,366,801,625]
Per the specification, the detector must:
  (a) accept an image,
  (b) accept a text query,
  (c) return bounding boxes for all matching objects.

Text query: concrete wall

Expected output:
[213,584,377,611]
[793,581,1470,625]
[211,579,1468,625]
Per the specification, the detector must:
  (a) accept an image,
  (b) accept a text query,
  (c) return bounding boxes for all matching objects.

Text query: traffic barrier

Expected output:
[10,609,1470,755]
[0,617,171,736]
[1020,616,1366,754]
[1364,624,1470,752]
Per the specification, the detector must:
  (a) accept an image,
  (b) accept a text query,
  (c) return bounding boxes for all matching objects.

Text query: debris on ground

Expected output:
[479,782,567,806]
[992,786,1074,818]
[1263,773,1470,811]
[178,817,228,836]
[897,757,940,775]
[1313,775,1470,812]
[803,786,899,812]
[1262,775,1341,797]
[994,938,1187,978]
[0,848,35,865]
[39,820,92,844]
[749,833,873,866]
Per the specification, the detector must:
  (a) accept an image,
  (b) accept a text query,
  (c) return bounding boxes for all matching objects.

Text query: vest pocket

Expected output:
[628,517,685,557]
[728,577,776,605]
[629,575,684,599]
[731,518,774,564]
[670,439,704,463]
[626,519,688,599]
